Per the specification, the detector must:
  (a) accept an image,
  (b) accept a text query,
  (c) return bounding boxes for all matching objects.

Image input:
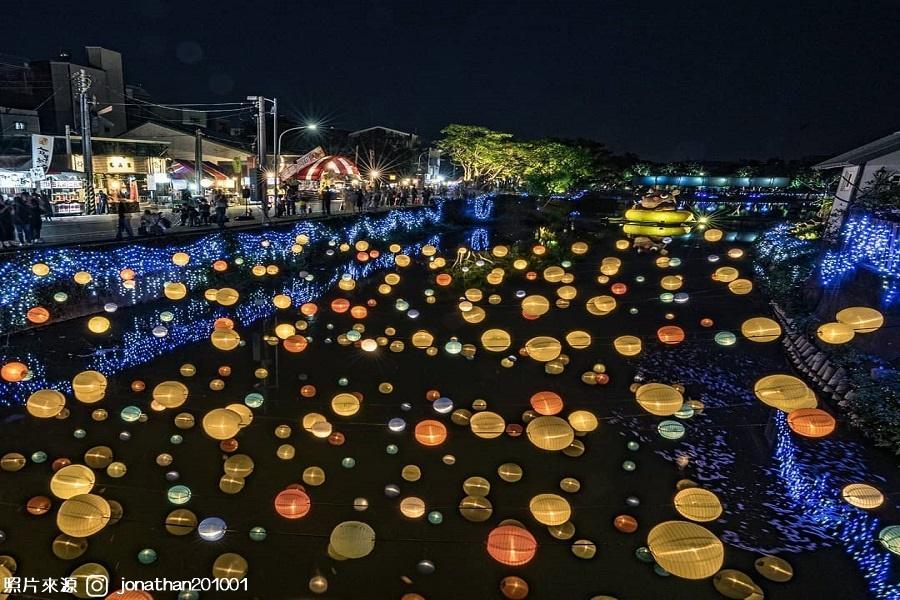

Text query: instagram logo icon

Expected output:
[83,575,109,598]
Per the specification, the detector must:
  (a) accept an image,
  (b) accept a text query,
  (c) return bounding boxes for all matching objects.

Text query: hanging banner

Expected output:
[280,146,326,179]
[31,134,54,180]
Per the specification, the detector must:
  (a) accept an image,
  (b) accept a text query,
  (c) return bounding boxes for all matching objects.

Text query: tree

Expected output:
[437,124,513,186]
[855,167,900,214]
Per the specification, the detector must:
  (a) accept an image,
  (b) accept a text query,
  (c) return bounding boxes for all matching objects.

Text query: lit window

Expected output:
[13,121,26,130]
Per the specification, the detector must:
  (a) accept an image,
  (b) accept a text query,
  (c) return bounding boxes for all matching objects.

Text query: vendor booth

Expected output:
[281,155,360,198]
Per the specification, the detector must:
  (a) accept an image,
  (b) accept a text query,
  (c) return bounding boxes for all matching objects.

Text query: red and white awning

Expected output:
[285,155,359,181]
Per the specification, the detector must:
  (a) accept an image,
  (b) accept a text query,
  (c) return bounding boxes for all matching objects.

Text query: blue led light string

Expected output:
[820,213,900,305]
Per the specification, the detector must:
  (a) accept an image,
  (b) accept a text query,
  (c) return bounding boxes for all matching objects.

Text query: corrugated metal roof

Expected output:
[814,131,900,170]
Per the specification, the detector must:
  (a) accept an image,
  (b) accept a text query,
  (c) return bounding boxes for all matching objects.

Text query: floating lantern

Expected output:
[787,408,835,438]
[673,488,723,522]
[470,411,505,439]
[614,335,642,356]
[635,383,683,416]
[56,494,110,537]
[202,408,242,440]
[72,370,106,403]
[841,483,885,509]
[275,489,311,519]
[816,322,855,344]
[754,375,814,412]
[526,416,574,451]
[741,317,781,342]
[647,520,723,579]
[26,389,66,418]
[657,325,685,345]
[835,306,884,333]
[415,420,447,446]
[529,494,571,526]
[487,525,537,566]
[330,521,375,559]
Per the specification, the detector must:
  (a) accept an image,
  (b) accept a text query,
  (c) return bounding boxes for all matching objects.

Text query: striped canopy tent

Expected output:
[285,155,359,181]
[170,159,230,181]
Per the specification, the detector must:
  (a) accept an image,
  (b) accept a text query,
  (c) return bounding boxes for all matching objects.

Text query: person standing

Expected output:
[0,197,14,248]
[215,192,228,229]
[199,198,211,225]
[115,200,134,240]
[28,195,44,242]
[286,192,297,216]
[354,188,364,213]
[39,192,53,221]
[12,194,32,245]
[321,187,332,216]
[97,190,109,214]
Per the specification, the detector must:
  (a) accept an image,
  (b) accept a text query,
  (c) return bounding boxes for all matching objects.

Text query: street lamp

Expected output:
[275,124,319,188]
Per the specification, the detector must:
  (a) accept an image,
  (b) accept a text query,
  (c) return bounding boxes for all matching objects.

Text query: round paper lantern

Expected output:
[303,466,326,485]
[713,266,738,282]
[481,329,511,352]
[415,420,447,446]
[500,576,529,599]
[878,526,900,555]
[614,335,642,356]
[0,452,25,471]
[530,391,563,415]
[660,275,683,291]
[87,316,110,333]
[635,383,683,416]
[400,496,426,518]
[27,306,50,324]
[487,525,537,566]
[274,323,296,339]
[275,489,311,519]
[568,410,599,433]
[284,335,308,353]
[564,330,591,349]
[198,517,227,541]
[272,294,292,309]
[164,282,187,300]
[52,534,88,559]
[841,483,884,509]
[787,408,835,438]
[526,416,575,451]
[459,495,493,522]
[330,521,375,559]
[153,381,188,409]
[215,288,239,306]
[816,322,855,344]
[529,494,571,526]
[657,325,685,345]
[69,563,110,598]
[331,393,360,417]
[728,279,753,295]
[836,306,884,333]
[213,553,248,579]
[73,271,92,285]
[27,389,66,418]
[470,411,505,439]
[524,336,562,362]
[647,520,723,579]
[411,330,434,349]
[713,569,763,599]
[704,228,723,242]
[673,488,723,522]
[211,328,241,351]
[165,509,198,535]
[741,317,782,342]
[84,446,113,469]
[521,295,550,318]
[611,282,627,295]
[755,555,794,582]
[51,465,96,499]
[614,514,638,533]
[754,375,814,411]
[1,361,28,382]
[57,494,111,537]
[72,370,107,403]
[587,295,616,315]
[714,331,737,346]
[202,408,242,440]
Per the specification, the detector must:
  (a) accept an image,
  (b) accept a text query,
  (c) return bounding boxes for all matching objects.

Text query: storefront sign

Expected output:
[232,157,242,176]
[294,146,326,170]
[31,134,54,179]
[50,179,83,189]
[106,156,135,173]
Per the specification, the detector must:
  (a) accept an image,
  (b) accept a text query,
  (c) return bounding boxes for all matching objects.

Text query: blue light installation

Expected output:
[820,212,900,305]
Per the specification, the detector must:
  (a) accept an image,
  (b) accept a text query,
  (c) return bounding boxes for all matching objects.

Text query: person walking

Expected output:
[215,192,228,229]
[97,190,109,214]
[28,195,44,243]
[115,200,134,240]
[354,188,364,213]
[12,194,32,245]
[0,197,14,248]
[199,199,211,225]
[39,192,53,222]
[286,192,297,216]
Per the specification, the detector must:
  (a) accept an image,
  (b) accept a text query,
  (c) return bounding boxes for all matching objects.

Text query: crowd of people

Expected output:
[0,191,53,247]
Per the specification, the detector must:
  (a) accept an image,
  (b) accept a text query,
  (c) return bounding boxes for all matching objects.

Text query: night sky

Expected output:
[8,0,900,161]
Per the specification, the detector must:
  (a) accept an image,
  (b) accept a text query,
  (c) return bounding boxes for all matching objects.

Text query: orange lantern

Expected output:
[26,495,52,516]
[657,326,685,345]
[350,306,368,319]
[414,420,448,446]
[426,390,441,401]
[27,306,50,324]
[331,299,350,314]
[436,273,453,286]
[500,576,530,600]
[613,514,638,533]
[219,439,238,453]
[300,303,318,317]
[218,366,232,377]
[525,271,538,281]
[787,408,836,438]
[130,380,146,392]
[1,361,28,382]
[487,525,537,566]
[214,317,235,330]
[119,268,135,281]
[284,335,308,353]
[301,385,317,398]
[369,250,381,259]
[212,260,228,272]
[529,391,563,416]
[611,283,627,295]
[700,318,714,328]
[356,251,369,262]
[274,488,311,519]
[532,244,546,256]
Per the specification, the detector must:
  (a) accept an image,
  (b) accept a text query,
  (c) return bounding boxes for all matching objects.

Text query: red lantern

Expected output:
[218,366,232,377]
[613,514,638,533]
[27,306,50,324]
[525,271,538,281]
[300,385,317,398]
[414,420,447,446]
[611,283,627,295]
[657,325,685,345]
[487,525,537,566]
[283,335,308,353]
[595,373,610,385]
[330,299,350,314]
[214,317,234,330]
[436,273,452,286]
[356,251,370,262]
[700,318,714,327]
[425,390,441,402]
[506,424,524,437]
[328,432,346,446]
[26,495,52,516]
[51,458,71,472]
[529,391,563,415]
[131,380,146,392]
[275,488,311,519]
[300,303,318,317]
[219,439,238,453]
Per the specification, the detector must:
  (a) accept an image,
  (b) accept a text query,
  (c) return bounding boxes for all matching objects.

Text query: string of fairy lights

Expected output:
[820,213,900,306]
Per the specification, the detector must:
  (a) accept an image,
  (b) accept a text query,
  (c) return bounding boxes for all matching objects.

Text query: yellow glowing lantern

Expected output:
[153,381,189,409]
[713,266,738,282]
[835,306,884,333]
[816,322,855,344]
[674,488,723,522]
[400,497,426,518]
[567,410,599,433]
[72,370,107,403]
[50,465,95,499]
[704,229,724,242]
[526,416,575,451]
[741,317,782,342]
[635,383,683,416]
[411,330,434,349]
[462,306,486,323]
[459,495,493,522]
[87,316,110,334]
[481,329,512,352]
[56,494,110,537]
[331,393,361,417]
[303,466,326,485]
[614,335,642,356]
[565,330,591,349]
[647,520,724,579]
[557,285,577,300]
[26,389,66,418]
[470,411,505,439]
[273,294,292,309]
[587,295,616,315]
[529,494,571,526]
[524,336,562,362]
[513,259,528,270]
[202,408,242,440]
[213,553,248,579]
[216,288,239,306]
[571,241,589,255]
[615,239,630,250]
[32,262,51,276]
[543,266,565,283]
[211,328,241,351]
[841,483,885,509]
[274,323,296,340]
[753,374,815,411]
[73,271,92,285]
[660,275,683,291]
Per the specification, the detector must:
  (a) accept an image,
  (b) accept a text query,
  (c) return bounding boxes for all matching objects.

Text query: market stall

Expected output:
[282,155,360,198]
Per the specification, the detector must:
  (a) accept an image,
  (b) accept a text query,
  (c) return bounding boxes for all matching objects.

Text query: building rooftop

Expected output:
[814,130,900,170]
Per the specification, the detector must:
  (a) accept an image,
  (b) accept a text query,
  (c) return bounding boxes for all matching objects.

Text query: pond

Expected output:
[0,198,897,599]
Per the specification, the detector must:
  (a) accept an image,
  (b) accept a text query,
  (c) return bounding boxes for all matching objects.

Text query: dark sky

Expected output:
[7,0,900,161]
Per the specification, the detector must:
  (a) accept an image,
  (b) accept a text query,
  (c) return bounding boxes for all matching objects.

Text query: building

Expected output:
[347,126,421,180]
[814,131,900,236]
[0,107,40,137]
[0,47,128,137]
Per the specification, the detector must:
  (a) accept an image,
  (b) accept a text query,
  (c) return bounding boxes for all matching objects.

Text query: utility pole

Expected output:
[64,125,73,170]
[72,69,96,215]
[194,128,203,200]
[271,97,278,186]
[256,96,267,219]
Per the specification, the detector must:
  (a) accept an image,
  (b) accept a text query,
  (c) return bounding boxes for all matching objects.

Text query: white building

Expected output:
[815,130,900,236]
